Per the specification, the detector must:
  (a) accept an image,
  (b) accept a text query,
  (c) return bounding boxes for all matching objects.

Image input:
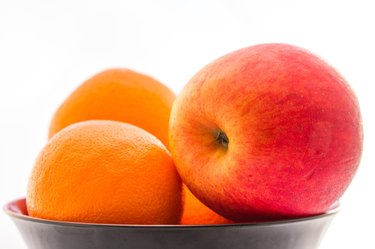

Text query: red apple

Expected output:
[169,43,363,222]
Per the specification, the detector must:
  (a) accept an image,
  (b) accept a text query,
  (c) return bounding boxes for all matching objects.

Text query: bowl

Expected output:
[4,198,338,249]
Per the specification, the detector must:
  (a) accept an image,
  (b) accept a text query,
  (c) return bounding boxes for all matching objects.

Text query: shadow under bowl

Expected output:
[4,198,338,249]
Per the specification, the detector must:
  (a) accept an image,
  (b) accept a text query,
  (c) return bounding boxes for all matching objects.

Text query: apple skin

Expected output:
[169,43,363,222]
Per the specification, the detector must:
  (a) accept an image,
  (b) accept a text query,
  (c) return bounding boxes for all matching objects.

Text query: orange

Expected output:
[49,68,175,148]
[27,120,183,224]
[181,185,232,225]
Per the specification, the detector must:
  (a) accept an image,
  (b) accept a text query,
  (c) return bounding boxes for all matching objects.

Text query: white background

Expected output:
[1,1,374,248]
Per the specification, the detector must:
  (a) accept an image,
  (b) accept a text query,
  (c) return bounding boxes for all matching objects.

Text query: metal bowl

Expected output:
[4,198,338,249]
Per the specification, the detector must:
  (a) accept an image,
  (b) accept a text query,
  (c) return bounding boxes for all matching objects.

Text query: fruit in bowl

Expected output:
[4,43,363,249]
[181,185,232,225]
[169,43,363,222]
[49,68,176,148]
[27,68,220,225]
[27,120,183,224]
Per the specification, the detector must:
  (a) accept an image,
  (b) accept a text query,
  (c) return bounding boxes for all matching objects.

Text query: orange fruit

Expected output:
[181,185,232,225]
[49,68,175,148]
[27,120,183,224]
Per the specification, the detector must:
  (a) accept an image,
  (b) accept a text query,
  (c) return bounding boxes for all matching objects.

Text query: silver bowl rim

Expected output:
[4,198,339,229]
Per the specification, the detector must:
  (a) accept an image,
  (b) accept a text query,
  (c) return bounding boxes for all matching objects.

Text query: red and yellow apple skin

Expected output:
[169,43,363,222]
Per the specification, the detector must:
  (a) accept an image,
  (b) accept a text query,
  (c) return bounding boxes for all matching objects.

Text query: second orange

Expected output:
[49,68,175,148]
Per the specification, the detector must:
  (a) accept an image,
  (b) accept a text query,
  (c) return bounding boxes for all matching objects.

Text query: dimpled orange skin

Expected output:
[27,120,183,224]
[181,185,232,225]
[49,68,175,148]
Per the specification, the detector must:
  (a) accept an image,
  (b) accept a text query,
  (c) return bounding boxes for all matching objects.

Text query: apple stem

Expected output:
[215,130,229,149]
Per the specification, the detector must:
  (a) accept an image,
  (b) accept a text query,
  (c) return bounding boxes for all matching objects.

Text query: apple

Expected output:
[169,43,363,222]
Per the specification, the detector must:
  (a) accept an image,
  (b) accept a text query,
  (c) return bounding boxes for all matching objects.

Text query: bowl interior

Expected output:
[6,198,28,216]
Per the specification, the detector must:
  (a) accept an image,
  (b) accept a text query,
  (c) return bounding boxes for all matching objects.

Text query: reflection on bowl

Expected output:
[4,198,338,249]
